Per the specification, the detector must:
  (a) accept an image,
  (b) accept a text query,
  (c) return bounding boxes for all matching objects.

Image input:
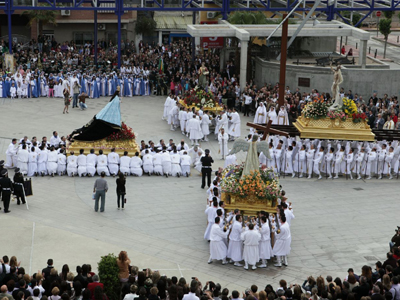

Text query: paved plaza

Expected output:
[0,95,399,290]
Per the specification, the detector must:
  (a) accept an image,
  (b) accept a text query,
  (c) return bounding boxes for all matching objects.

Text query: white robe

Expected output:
[120,156,131,175]
[227,221,243,262]
[108,152,120,175]
[227,112,241,138]
[272,222,291,256]
[130,156,143,176]
[267,109,278,125]
[201,114,211,136]
[5,142,18,168]
[210,223,229,260]
[17,149,29,175]
[47,150,58,175]
[161,152,172,175]
[259,223,273,259]
[27,152,38,177]
[180,155,191,176]
[277,108,289,125]
[186,118,204,140]
[170,153,182,176]
[37,150,48,175]
[57,153,67,175]
[254,105,267,124]
[77,154,87,177]
[86,154,97,176]
[241,229,261,265]
[218,132,229,158]
[142,154,154,174]
[204,205,217,240]
[67,155,78,176]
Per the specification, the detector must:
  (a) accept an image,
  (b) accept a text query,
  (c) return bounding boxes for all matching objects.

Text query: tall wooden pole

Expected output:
[278,14,289,108]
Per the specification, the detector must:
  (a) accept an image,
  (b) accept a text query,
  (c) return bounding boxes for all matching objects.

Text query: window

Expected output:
[74,32,94,46]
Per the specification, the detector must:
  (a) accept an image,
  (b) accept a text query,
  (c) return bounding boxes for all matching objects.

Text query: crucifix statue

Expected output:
[246,120,289,141]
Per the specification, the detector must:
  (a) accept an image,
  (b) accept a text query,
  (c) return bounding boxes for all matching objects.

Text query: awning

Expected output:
[154,12,193,30]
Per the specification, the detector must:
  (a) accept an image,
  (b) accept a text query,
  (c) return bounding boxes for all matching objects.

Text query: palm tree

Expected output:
[228,11,268,82]
[23,6,59,37]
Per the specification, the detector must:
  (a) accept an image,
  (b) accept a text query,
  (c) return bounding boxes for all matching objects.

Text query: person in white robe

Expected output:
[119,152,131,175]
[273,213,291,267]
[168,102,179,131]
[77,150,87,177]
[179,107,188,135]
[355,148,365,180]
[57,149,67,176]
[17,144,29,175]
[161,150,172,177]
[108,149,120,176]
[258,216,273,268]
[201,111,212,141]
[344,149,354,179]
[215,111,228,137]
[267,107,278,125]
[208,217,229,264]
[46,147,58,176]
[130,152,143,176]
[218,128,229,159]
[334,146,345,178]
[86,150,97,177]
[180,151,192,177]
[227,214,244,267]
[306,145,315,179]
[142,150,154,175]
[277,106,289,125]
[384,146,394,179]
[313,146,324,180]
[152,150,163,176]
[283,146,294,177]
[186,115,203,146]
[37,147,48,176]
[366,148,377,179]
[170,150,182,177]
[274,145,283,175]
[27,147,38,177]
[67,151,78,177]
[241,223,261,270]
[377,145,387,179]
[5,139,18,168]
[227,108,241,141]
[254,102,267,124]
[96,150,110,176]
[204,199,218,241]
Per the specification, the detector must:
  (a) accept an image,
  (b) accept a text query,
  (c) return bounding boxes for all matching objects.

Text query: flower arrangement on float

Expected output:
[106,122,136,141]
[220,163,280,200]
[184,88,218,108]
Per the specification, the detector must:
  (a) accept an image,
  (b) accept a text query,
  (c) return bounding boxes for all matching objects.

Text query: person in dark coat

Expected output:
[13,168,26,205]
[0,169,14,213]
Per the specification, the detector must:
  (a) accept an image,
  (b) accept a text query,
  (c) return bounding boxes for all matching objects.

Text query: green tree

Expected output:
[135,17,157,36]
[23,6,58,37]
[379,18,392,58]
[383,10,394,19]
[98,254,120,300]
[228,11,267,81]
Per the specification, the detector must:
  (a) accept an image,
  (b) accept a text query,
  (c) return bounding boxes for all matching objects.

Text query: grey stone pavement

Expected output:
[0,95,399,291]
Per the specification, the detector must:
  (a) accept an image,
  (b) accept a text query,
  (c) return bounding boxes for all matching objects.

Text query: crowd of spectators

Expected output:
[2,237,400,300]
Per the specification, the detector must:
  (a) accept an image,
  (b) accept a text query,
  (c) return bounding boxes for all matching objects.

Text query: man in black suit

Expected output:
[41,259,54,292]
[200,149,214,189]
[375,114,385,129]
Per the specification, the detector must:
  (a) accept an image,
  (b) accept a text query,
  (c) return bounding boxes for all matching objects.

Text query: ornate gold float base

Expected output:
[221,192,277,215]
[294,116,375,141]
[178,100,223,114]
[67,138,139,156]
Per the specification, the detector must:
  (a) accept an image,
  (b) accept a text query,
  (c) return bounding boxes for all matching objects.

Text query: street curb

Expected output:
[371,36,400,48]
